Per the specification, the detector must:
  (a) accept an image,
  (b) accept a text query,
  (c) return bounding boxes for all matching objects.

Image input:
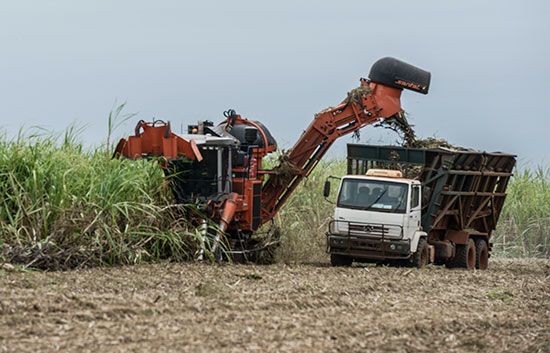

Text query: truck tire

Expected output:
[474,238,489,270]
[330,254,353,267]
[446,238,476,269]
[410,238,428,268]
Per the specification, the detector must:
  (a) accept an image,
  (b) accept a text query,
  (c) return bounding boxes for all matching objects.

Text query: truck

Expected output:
[325,144,516,269]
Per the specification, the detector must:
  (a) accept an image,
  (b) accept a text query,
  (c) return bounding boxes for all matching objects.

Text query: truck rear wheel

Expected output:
[474,238,489,270]
[411,238,428,268]
[446,238,476,269]
[330,254,353,267]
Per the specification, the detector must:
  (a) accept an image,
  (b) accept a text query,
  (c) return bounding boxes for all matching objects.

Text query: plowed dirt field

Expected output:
[1,259,548,352]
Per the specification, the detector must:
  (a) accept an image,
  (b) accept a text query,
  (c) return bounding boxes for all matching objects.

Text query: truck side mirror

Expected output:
[323,180,331,198]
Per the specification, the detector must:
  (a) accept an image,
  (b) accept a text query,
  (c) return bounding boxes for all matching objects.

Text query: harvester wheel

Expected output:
[330,254,353,267]
[229,225,281,264]
[446,238,476,269]
[474,238,489,270]
[410,238,428,268]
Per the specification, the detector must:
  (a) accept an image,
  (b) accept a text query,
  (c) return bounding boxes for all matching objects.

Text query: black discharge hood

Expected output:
[369,57,431,95]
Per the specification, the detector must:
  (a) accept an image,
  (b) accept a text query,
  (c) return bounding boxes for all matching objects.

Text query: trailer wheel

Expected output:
[330,254,353,267]
[411,238,428,268]
[446,238,476,269]
[474,238,489,270]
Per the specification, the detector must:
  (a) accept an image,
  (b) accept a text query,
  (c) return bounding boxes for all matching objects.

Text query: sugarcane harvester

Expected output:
[114,57,431,259]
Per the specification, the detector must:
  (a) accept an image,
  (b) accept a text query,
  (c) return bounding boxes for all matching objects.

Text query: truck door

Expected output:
[406,185,422,239]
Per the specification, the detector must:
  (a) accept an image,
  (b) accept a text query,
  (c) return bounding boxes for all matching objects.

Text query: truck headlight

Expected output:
[330,221,347,234]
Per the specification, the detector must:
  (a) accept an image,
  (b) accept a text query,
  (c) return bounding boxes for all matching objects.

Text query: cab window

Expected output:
[337,178,408,214]
[411,185,420,209]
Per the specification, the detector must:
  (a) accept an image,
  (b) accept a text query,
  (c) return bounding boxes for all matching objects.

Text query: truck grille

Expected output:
[347,223,402,238]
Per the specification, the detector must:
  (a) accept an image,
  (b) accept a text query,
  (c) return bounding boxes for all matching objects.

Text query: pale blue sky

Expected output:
[1,0,548,165]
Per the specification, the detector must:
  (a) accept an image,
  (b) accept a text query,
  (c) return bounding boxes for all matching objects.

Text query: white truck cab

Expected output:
[326,169,430,267]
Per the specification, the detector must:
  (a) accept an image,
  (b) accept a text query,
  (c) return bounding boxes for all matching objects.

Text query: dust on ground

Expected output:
[0,259,548,353]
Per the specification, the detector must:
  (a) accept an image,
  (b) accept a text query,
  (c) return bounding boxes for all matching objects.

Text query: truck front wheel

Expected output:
[410,238,429,268]
[474,238,489,270]
[330,254,353,267]
[446,238,476,269]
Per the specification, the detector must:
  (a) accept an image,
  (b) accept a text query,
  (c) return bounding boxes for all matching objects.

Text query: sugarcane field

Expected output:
[1,1,549,352]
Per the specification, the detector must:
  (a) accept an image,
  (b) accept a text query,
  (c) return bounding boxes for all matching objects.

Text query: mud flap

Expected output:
[427,245,435,263]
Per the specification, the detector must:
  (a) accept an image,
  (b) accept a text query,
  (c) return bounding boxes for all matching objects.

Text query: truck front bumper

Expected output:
[327,234,412,260]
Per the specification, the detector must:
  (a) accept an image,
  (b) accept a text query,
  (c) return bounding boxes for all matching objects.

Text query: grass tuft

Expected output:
[0,127,213,269]
[492,167,550,258]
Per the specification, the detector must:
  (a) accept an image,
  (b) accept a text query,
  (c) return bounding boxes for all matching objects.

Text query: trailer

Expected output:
[325,144,516,269]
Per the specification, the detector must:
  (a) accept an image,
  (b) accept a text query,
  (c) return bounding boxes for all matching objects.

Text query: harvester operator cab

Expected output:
[167,110,277,206]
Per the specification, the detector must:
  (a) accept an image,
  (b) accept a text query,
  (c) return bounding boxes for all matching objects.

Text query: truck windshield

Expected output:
[337,178,409,214]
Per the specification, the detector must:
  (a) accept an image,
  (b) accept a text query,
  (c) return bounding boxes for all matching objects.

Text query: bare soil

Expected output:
[0,259,548,353]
